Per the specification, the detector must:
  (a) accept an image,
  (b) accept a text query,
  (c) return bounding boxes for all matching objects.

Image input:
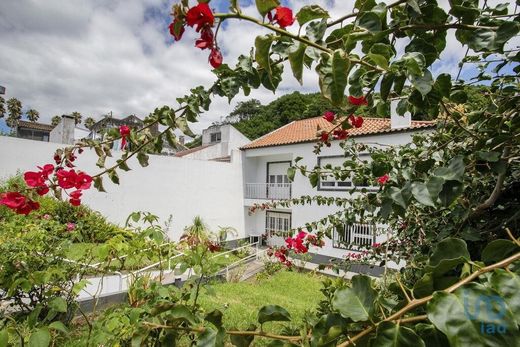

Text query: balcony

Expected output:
[245,183,291,200]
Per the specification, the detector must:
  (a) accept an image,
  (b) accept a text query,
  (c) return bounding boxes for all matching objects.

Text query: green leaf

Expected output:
[117,159,131,171]
[438,181,463,206]
[108,170,119,185]
[413,273,434,298]
[427,283,520,347]
[287,166,296,182]
[411,70,434,97]
[49,297,67,313]
[137,152,149,167]
[93,176,106,192]
[396,99,408,116]
[316,50,350,106]
[380,73,394,101]
[426,176,444,202]
[29,328,51,347]
[489,270,520,324]
[0,329,8,347]
[306,19,328,42]
[400,52,425,76]
[176,117,196,137]
[255,35,274,77]
[169,305,198,324]
[387,186,408,209]
[258,305,291,324]
[476,151,500,162]
[309,172,319,188]
[427,238,470,276]
[49,321,69,334]
[205,309,223,327]
[368,53,388,69]
[197,327,225,347]
[481,240,518,265]
[450,89,467,103]
[255,0,279,17]
[357,12,382,32]
[411,182,436,207]
[288,43,306,85]
[434,73,452,98]
[433,156,465,182]
[296,5,329,26]
[332,275,376,322]
[372,321,426,347]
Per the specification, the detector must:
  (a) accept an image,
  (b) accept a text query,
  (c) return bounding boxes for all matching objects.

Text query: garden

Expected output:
[1,0,520,346]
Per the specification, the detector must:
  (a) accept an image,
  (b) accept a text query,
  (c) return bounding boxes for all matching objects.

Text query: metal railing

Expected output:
[245,183,291,200]
[333,223,384,249]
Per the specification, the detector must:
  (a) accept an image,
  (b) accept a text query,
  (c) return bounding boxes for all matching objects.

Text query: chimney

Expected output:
[179,136,185,145]
[390,100,412,129]
[49,115,76,144]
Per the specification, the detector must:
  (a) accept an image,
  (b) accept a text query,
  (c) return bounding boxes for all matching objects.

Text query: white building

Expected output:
[240,115,435,260]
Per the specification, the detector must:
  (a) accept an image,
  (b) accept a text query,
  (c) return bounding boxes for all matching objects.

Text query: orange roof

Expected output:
[241,117,435,150]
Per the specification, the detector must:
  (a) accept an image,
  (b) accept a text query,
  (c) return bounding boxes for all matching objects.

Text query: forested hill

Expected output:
[185,86,489,147]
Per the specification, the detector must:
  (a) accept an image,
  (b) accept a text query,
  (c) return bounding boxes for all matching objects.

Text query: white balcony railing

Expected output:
[245,183,291,200]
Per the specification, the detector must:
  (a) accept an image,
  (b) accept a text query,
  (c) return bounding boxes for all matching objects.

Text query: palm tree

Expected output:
[51,115,61,126]
[6,98,22,128]
[0,96,5,119]
[217,226,238,243]
[181,216,211,246]
[84,117,96,130]
[26,109,39,122]
[71,111,82,125]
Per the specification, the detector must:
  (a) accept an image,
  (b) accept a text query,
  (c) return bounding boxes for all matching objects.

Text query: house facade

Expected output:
[16,120,55,142]
[240,114,435,260]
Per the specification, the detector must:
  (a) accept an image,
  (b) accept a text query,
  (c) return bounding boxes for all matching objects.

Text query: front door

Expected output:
[265,211,291,246]
[267,162,290,199]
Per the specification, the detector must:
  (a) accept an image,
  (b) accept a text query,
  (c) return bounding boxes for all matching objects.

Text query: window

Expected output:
[265,212,291,238]
[210,132,221,143]
[333,223,377,249]
[318,154,376,191]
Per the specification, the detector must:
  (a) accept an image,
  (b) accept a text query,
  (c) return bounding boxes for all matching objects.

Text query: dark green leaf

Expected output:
[137,152,149,167]
[205,309,223,328]
[108,170,119,185]
[476,151,500,162]
[255,35,273,77]
[438,181,463,206]
[358,12,382,32]
[316,50,350,106]
[411,182,436,207]
[258,305,291,324]
[49,321,69,334]
[411,70,434,97]
[434,73,452,98]
[427,238,470,276]
[49,297,67,313]
[489,270,520,324]
[0,329,8,347]
[288,43,306,85]
[332,275,376,321]
[380,73,394,101]
[255,0,279,17]
[29,328,51,347]
[296,5,329,26]
[372,321,425,347]
[93,176,106,192]
[481,240,518,265]
[287,166,296,182]
[433,156,464,182]
[413,273,434,298]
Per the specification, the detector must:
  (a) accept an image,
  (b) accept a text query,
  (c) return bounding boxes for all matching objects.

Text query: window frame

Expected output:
[317,154,378,192]
[210,132,222,143]
[265,211,292,239]
[332,223,377,250]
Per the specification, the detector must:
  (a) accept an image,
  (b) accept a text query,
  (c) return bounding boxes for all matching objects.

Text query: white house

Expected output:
[240,114,435,260]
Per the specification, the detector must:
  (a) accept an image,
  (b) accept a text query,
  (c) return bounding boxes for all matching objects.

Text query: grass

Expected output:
[197,270,325,331]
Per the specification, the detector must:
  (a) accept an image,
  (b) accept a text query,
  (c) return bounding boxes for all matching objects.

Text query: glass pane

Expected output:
[283,175,289,183]
[277,175,283,183]
[269,175,275,183]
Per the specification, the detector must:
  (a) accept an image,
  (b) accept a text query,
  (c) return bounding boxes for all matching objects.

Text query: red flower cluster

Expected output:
[333,129,348,140]
[56,169,92,206]
[377,174,389,185]
[208,241,221,253]
[119,125,130,150]
[0,192,39,215]
[267,247,292,267]
[268,6,295,28]
[168,3,222,69]
[348,95,368,106]
[24,164,54,196]
[348,115,364,128]
[285,231,309,254]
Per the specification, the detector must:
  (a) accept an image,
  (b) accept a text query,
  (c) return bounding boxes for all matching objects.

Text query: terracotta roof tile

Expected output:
[17,120,55,132]
[241,117,435,150]
[175,144,214,157]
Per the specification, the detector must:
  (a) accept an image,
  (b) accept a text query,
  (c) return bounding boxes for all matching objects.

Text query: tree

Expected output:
[0,96,5,119]
[226,99,262,123]
[26,108,39,122]
[6,97,22,128]
[71,111,82,125]
[84,117,96,130]
[51,115,61,126]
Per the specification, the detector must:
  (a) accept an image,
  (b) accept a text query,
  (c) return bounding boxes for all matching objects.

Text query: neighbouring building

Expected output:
[239,112,435,265]
[175,124,251,162]
[16,120,55,142]
[49,115,91,144]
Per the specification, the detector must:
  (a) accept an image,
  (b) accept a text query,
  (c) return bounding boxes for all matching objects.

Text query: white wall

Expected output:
[0,136,245,241]
[186,125,250,161]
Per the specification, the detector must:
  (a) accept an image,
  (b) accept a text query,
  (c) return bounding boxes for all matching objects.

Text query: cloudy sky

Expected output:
[0,0,516,134]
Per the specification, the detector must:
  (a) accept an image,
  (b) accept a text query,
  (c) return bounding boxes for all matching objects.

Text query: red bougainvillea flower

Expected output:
[322,111,335,123]
[272,6,294,28]
[169,19,185,41]
[348,115,364,128]
[196,26,214,50]
[38,164,55,179]
[348,95,368,106]
[0,192,26,209]
[66,222,76,231]
[333,129,349,140]
[56,169,77,189]
[372,242,381,248]
[319,131,329,143]
[24,171,46,188]
[54,154,62,165]
[119,125,131,150]
[75,172,92,190]
[36,186,49,196]
[377,174,390,185]
[16,200,40,215]
[186,3,214,32]
[209,47,223,68]
[208,242,221,252]
[69,190,83,206]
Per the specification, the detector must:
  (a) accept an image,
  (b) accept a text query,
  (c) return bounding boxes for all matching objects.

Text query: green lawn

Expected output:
[198,270,325,331]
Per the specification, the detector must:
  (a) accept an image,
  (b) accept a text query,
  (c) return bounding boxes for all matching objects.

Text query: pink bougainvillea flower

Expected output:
[349,115,364,128]
[186,3,214,32]
[322,111,335,123]
[169,19,185,41]
[42,214,51,220]
[209,47,223,68]
[333,129,349,140]
[273,6,294,28]
[66,222,76,231]
[348,95,368,106]
[377,174,390,185]
[119,125,131,150]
